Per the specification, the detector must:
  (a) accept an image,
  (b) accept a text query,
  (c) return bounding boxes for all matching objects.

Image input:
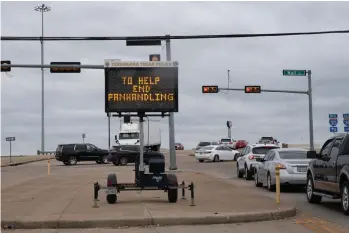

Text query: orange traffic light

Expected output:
[245,86,261,93]
[202,85,219,93]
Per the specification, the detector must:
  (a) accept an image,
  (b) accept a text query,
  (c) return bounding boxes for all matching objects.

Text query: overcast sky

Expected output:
[1,1,349,155]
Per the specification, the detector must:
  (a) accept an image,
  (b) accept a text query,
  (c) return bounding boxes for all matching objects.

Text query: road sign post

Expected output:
[5,137,15,163]
[82,133,86,143]
[226,121,232,139]
[282,70,314,150]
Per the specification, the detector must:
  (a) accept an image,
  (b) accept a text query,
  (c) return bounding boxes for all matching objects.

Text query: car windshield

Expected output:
[261,137,273,141]
[252,146,279,154]
[201,146,214,150]
[279,151,307,159]
[221,139,231,142]
[119,133,139,140]
[198,142,210,146]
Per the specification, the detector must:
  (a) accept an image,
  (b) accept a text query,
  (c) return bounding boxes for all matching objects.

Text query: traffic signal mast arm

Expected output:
[218,87,308,95]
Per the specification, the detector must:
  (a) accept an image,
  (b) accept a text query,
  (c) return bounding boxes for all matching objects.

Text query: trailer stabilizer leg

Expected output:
[181,181,186,200]
[93,182,100,208]
[189,182,196,206]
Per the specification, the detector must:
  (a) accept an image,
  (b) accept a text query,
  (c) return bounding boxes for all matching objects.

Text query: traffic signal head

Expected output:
[245,86,261,93]
[202,85,219,93]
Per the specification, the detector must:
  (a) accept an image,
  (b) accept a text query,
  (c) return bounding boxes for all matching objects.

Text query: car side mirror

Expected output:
[115,135,118,140]
[307,151,317,159]
[256,158,264,162]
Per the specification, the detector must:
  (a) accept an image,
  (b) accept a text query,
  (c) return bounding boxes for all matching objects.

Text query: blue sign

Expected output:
[345,127,349,132]
[343,113,349,119]
[330,127,338,133]
[344,120,349,127]
[329,119,338,127]
[329,114,338,118]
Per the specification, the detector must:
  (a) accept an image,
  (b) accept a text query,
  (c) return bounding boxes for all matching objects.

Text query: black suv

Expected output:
[306,133,349,215]
[55,143,109,165]
[108,145,155,166]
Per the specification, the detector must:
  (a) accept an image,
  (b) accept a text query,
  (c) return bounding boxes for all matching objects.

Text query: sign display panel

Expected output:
[105,60,178,113]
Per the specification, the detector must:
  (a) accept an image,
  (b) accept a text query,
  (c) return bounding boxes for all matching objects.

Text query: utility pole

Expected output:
[166,35,177,170]
[34,4,51,153]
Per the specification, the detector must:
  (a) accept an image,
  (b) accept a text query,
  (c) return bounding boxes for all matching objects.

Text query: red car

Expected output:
[235,140,247,149]
[175,143,184,150]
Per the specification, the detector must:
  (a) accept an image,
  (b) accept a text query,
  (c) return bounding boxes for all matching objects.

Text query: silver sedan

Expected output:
[254,148,312,191]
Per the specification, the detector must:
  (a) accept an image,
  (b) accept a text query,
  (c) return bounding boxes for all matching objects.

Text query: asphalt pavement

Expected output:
[1,150,348,233]
[178,152,349,229]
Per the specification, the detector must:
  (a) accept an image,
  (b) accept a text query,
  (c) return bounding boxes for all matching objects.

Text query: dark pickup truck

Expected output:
[306,133,349,215]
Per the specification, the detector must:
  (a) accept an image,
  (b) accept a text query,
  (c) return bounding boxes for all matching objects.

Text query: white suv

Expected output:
[236,144,280,180]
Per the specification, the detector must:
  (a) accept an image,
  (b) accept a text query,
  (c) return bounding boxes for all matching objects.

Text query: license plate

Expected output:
[105,188,116,195]
[297,166,307,172]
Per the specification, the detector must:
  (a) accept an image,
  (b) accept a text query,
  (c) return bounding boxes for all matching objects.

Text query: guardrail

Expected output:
[37,150,56,155]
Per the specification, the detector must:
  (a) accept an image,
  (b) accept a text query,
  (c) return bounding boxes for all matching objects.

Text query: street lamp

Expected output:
[34,4,51,152]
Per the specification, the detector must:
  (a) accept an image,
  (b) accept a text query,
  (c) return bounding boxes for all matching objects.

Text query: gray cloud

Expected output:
[1,1,349,155]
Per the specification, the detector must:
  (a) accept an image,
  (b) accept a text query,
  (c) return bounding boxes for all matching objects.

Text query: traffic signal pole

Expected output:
[212,86,312,150]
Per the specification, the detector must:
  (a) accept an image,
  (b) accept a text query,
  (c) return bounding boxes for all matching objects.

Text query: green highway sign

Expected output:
[283,70,307,76]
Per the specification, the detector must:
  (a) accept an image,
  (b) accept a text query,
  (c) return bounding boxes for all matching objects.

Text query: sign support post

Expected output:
[5,137,16,164]
[10,140,12,163]
[166,34,177,171]
[139,113,145,173]
[226,121,232,139]
[108,113,111,150]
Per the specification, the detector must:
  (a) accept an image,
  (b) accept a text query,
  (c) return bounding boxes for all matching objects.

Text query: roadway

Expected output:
[177,152,349,229]
[1,151,348,232]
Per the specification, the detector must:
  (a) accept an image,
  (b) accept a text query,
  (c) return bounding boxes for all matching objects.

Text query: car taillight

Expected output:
[248,155,256,160]
[275,163,286,169]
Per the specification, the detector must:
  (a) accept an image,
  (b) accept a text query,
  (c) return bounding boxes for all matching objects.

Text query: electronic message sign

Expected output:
[104,60,178,113]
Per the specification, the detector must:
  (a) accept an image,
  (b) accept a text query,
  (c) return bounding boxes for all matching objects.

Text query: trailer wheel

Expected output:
[166,174,178,203]
[106,173,117,204]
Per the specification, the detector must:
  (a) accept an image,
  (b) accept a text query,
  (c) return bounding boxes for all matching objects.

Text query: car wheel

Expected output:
[63,161,69,165]
[341,181,349,215]
[213,155,219,162]
[236,164,243,178]
[245,165,252,180]
[68,156,77,165]
[255,170,263,187]
[267,173,275,191]
[102,155,109,164]
[306,175,322,204]
[119,157,128,166]
[198,160,204,163]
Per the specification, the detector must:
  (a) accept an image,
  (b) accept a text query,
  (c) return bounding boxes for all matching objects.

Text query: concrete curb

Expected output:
[1,157,54,168]
[1,207,296,229]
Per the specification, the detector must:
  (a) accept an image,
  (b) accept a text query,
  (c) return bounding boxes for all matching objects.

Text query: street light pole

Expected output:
[34,3,51,153]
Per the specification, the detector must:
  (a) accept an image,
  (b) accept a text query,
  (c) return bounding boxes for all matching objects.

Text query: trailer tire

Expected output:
[167,174,178,203]
[106,173,117,204]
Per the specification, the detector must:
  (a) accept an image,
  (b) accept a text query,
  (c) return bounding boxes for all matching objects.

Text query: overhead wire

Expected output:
[1,30,349,41]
